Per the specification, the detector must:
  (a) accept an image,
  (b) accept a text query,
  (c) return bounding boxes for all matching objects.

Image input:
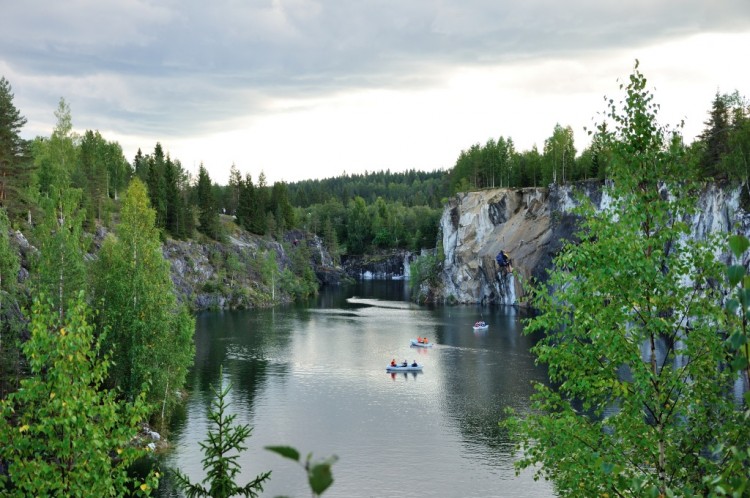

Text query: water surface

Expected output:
[159,281,554,497]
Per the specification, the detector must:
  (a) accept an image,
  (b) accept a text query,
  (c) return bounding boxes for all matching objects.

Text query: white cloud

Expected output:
[2,1,750,185]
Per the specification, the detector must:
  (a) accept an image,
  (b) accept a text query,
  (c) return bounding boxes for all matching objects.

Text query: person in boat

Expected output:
[417,336,423,343]
[411,360,418,367]
[402,360,408,367]
[391,359,397,367]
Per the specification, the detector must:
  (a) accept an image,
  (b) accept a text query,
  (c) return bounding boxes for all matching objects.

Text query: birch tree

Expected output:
[506,62,747,496]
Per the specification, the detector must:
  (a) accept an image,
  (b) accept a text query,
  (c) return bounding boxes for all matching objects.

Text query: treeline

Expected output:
[447,91,750,193]
[207,167,444,256]
[285,169,449,208]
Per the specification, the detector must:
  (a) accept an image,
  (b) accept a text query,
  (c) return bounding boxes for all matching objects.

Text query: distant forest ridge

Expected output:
[285,169,449,209]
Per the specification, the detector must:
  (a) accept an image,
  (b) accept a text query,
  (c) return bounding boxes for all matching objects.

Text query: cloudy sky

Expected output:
[2,1,750,185]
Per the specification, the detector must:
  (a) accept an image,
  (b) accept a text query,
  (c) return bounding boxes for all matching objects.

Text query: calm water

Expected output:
[157,281,555,498]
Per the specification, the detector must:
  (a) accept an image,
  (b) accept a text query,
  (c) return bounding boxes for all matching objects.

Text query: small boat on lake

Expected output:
[410,338,433,348]
[473,321,489,331]
[386,363,423,372]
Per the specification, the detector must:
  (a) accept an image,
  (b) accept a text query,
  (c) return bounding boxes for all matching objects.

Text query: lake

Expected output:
[157,280,555,498]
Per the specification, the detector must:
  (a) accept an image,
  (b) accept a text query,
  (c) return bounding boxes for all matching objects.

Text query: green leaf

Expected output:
[729,332,748,350]
[308,461,335,495]
[265,445,300,462]
[727,298,740,315]
[730,355,749,372]
[729,235,750,259]
[727,265,746,287]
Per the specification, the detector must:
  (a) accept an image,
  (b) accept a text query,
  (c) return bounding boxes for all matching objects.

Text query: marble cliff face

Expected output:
[438,182,748,305]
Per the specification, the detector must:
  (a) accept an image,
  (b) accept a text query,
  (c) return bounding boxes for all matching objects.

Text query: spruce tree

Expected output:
[700,91,731,179]
[172,367,271,498]
[196,164,221,240]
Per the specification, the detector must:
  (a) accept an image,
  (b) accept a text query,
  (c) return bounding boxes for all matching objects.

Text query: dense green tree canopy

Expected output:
[92,179,195,420]
[0,293,157,497]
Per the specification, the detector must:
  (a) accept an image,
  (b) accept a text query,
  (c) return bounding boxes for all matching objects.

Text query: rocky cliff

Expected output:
[6,224,348,312]
[438,181,748,305]
[162,228,349,310]
[341,250,414,280]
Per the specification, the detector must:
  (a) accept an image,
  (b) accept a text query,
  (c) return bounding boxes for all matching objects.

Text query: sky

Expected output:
[2,1,750,185]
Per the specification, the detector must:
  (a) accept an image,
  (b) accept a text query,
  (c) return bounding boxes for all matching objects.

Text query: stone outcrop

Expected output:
[438,181,749,305]
[162,229,348,310]
[5,222,347,312]
[341,250,414,280]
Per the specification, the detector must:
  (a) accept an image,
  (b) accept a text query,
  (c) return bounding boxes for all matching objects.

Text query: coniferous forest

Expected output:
[0,66,749,496]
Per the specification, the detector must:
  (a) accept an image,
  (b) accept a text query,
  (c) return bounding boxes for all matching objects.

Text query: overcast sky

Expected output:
[2,1,750,185]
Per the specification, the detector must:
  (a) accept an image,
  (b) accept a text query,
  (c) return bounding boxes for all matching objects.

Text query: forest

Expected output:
[0,67,749,495]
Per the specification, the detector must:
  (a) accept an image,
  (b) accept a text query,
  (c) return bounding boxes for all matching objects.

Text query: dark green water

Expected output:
[158,281,554,497]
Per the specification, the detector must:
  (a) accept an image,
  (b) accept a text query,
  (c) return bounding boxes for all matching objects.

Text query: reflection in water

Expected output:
[158,282,555,498]
[390,371,422,381]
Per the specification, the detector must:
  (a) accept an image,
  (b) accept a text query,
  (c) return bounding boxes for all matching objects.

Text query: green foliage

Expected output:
[409,250,441,302]
[31,187,88,320]
[34,98,78,199]
[196,164,223,240]
[0,76,34,223]
[449,137,519,192]
[266,446,337,496]
[0,207,18,298]
[345,196,370,254]
[285,168,448,209]
[703,234,750,496]
[0,293,158,496]
[505,62,747,496]
[0,206,21,398]
[279,241,319,300]
[542,123,577,185]
[172,367,271,498]
[225,252,243,287]
[92,179,195,422]
[74,129,124,226]
[270,182,295,231]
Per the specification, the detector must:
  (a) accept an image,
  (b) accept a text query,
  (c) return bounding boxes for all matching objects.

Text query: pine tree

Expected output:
[0,77,33,222]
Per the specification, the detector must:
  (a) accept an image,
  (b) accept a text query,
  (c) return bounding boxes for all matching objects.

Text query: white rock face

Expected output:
[439,183,748,305]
